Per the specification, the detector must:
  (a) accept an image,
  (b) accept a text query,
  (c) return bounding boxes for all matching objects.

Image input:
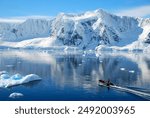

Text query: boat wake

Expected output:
[112,85,150,100]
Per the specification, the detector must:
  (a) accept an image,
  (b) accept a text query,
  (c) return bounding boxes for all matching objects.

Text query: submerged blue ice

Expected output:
[10,74,22,80]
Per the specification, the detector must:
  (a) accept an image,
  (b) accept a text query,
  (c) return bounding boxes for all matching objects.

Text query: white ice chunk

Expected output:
[9,92,24,99]
[129,70,135,73]
[120,68,126,71]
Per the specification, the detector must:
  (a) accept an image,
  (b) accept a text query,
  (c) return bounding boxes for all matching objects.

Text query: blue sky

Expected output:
[0,0,150,18]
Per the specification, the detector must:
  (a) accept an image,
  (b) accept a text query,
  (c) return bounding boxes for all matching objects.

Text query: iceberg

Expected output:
[0,72,42,88]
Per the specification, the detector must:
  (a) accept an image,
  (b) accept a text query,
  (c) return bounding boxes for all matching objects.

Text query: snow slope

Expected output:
[0,9,150,51]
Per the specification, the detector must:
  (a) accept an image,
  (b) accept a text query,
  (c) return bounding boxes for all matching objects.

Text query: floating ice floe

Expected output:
[9,92,24,99]
[120,68,126,71]
[99,60,103,63]
[0,72,42,88]
[129,70,135,73]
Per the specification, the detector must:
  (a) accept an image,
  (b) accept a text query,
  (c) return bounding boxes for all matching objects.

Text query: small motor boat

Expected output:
[99,79,114,87]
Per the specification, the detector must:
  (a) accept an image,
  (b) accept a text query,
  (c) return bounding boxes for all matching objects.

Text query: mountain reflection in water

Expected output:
[0,50,150,101]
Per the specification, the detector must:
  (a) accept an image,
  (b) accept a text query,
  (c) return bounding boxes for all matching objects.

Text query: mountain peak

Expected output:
[94,9,107,14]
[0,9,150,51]
[55,9,113,21]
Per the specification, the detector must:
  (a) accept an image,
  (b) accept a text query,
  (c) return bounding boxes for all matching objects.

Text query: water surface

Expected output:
[0,50,150,101]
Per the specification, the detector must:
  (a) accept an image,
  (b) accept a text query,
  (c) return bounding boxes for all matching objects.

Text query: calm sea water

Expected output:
[0,50,150,101]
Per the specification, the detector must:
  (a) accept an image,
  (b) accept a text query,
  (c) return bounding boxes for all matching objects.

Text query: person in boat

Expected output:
[99,79,114,86]
[99,79,105,84]
[107,80,111,86]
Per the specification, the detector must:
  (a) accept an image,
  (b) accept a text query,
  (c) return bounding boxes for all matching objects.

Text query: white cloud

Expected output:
[0,16,52,23]
[11,15,52,20]
[116,5,150,17]
[0,18,25,23]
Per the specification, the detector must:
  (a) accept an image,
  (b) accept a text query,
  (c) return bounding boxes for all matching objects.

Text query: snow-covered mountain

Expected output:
[0,9,150,51]
[0,18,52,41]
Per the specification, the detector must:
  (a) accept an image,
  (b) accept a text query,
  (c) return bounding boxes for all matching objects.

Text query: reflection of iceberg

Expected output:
[0,72,42,88]
[9,92,24,99]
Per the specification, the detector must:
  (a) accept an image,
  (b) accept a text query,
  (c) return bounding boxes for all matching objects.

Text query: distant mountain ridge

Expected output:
[0,19,52,41]
[0,9,150,51]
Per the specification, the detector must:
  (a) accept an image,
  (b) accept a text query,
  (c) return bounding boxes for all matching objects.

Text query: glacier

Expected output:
[0,9,150,51]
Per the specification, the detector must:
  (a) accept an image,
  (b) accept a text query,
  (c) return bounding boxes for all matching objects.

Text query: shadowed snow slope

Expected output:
[0,9,150,51]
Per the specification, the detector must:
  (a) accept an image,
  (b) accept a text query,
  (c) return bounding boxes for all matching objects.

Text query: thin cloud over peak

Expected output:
[0,16,52,23]
[116,5,150,17]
